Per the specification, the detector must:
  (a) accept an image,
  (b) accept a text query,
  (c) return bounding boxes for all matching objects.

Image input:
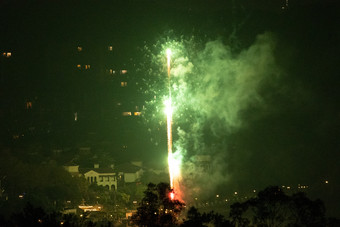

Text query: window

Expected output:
[121,82,127,87]
[85,64,90,70]
[108,46,113,51]
[3,52,11,58]
[109,69,115,74]
[26,101,32,109]
[121,70,127,74]
[77,64,81,69]
[77,46,82,52]
[122,112,132,116]
[134,112,141,116]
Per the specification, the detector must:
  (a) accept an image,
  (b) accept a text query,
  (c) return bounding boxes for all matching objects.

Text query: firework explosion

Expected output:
[139,33,279,202]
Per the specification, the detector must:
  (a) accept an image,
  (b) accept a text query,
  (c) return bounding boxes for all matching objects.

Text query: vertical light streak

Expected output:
[166,49,174,189]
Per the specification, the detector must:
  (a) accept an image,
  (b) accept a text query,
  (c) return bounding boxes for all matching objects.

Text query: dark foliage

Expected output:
[230,186,326,227]
[181,206,232,227]
[10,202,61,227]
[131,182,185,227]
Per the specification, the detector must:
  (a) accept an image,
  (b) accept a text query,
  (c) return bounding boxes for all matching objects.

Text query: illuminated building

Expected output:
[80,164,118,191]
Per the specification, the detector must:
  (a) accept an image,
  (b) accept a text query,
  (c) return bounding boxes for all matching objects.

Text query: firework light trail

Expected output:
[165,48,182,201]
[166,49,174,190]
[141,34,278,203]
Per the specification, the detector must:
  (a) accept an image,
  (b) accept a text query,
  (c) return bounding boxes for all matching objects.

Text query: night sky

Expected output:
[0,0,339,217]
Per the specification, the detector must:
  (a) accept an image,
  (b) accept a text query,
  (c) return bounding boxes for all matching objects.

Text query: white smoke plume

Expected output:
[139,32,280,202]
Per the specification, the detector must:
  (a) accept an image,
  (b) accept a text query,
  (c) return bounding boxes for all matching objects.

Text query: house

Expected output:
[116,162,144,184]
[64,162,143,190]
[80,164,118,191]
[63,163,81,177]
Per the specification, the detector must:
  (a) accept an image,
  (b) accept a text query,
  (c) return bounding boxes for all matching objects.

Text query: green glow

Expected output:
[140,33,279,202]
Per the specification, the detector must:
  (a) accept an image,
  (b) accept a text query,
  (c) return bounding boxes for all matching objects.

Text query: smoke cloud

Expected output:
[140,32,281,202]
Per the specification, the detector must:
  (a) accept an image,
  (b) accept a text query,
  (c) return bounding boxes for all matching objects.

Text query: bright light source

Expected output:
[164,99,173,115]
[170,192,175,200]
[166,49,172,56]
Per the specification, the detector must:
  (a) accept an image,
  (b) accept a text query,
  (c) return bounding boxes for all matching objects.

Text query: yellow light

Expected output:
[168,152,180,183]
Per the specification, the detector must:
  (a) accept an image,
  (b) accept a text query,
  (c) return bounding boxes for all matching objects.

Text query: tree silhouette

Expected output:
[181,206,232,227]
[11,202,61,227]
[290,192,326,226]
[229,186,326,227]
[131,182,185,227]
